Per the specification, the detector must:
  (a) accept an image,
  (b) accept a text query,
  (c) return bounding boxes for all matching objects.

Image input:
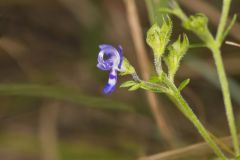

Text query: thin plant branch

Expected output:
[124,0,177,147]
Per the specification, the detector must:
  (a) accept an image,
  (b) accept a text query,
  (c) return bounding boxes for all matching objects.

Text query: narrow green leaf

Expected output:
[0,84,134,112]
[158,8,175,15]
[120,81,136,88]
[140,84,165,93]
[128,84,141,91]
[178,79,190,91]
[221,14,237,43]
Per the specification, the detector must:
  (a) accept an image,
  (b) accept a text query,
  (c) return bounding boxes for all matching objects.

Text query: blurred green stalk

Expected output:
[0,84,134,112]
[144,0,168,24]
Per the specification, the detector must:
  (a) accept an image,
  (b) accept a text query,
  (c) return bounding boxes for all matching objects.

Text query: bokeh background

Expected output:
[0,0,240,160]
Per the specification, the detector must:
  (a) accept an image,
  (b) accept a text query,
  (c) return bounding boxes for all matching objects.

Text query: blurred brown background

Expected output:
[0,0,239,160]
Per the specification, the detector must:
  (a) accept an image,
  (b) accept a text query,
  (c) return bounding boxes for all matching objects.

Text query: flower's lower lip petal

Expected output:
[103,84,116,94]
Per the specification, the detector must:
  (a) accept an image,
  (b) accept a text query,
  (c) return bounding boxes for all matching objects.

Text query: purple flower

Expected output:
[97,44,124,94]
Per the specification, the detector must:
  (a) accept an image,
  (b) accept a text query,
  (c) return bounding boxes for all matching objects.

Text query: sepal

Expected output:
[164,34,189,81]
[120,80,137,88]
[119,58,135,76]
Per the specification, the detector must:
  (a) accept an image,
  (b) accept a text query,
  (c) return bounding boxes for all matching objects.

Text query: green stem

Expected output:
[214,0,239,155]
[216,0,232,43]
[213,1,237,155]
[134,73,227,158]
[172,0,238,156]
[164,79,227,159]
[211,47,239,155]
[171,1,188,21]
[168,84,227,159]
[144,0,155,24]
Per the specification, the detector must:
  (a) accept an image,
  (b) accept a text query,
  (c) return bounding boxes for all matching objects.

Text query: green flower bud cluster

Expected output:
[183,14,214,46]
[146,17,189,83]
[121,16,190,94]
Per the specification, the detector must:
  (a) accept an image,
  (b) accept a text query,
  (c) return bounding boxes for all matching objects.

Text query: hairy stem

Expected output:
[168,82,227,159]
[215,0,239,155]
[172,0,238,156]
[211,47,239,155]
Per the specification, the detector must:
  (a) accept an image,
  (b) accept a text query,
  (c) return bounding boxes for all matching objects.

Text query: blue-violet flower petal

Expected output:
[97,44,124,94]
